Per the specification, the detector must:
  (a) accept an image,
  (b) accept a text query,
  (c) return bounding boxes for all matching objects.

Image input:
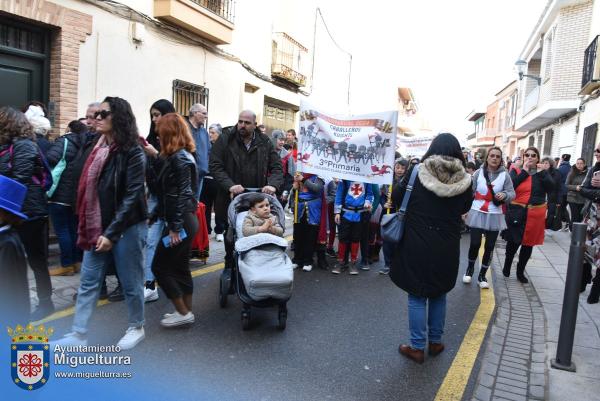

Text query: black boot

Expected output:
[477,266,490,289]
[462,259,475,284]
[502,258,512,277]
[516,262,529,284]
[581,262,593,293]
[316,249,329,270]
[30,299,55,322]
[588,271,600,304]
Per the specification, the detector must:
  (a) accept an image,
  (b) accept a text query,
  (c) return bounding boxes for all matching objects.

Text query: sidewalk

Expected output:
[471,231,600,401]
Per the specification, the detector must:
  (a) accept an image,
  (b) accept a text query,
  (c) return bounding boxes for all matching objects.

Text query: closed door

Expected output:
[0,17,49,108]
[0,52,45,108]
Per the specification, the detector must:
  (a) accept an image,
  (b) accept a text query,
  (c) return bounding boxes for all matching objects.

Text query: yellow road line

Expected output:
[434,246,496,401]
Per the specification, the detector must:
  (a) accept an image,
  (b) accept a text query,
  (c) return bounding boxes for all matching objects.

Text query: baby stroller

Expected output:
[218,191,293,330]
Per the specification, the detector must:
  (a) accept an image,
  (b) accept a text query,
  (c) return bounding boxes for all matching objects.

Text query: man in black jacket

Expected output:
[209,110,283,278]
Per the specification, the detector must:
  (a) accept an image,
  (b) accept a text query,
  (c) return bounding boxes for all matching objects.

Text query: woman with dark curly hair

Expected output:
[0,106,55,321]
[55,97,148,349]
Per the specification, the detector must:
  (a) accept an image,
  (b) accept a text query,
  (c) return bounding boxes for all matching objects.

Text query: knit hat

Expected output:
[271,129,285,146]
[24,105,51,135]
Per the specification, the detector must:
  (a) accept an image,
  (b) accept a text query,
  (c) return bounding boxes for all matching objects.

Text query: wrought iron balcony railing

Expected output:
[271,32,308,87]
[581,35,600,95]
[190,0,235,23]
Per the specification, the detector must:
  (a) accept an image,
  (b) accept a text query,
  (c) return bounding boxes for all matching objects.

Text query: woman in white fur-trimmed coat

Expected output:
[390,133,473,364]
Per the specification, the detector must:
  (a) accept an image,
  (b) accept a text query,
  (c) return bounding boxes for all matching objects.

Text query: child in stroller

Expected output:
[218,191,293,330]
[242,193,284,237]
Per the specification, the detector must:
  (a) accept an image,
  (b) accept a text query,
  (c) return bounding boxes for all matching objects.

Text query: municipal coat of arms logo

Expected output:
[8,324,53,390]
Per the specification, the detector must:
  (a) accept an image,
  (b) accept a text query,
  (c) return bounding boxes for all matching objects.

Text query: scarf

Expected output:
[76,136,112,250]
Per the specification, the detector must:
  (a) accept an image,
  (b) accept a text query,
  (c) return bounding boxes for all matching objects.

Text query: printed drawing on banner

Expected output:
[296,102,397,185]
[8,323,53,390]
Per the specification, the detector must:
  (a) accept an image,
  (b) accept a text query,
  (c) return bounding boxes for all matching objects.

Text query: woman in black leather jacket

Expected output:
[150,113,199,327]
[54,96,148,350]
[0,106,54,321]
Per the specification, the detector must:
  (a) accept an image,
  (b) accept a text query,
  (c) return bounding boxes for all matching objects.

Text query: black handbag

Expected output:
[381,165,419,244]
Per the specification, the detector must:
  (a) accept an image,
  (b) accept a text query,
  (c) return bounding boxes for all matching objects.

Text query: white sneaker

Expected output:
[116,327,145,350]
[479,280,490,289]
[52,332,88,347]
[163,311,177,319]
[291,263,298,270]
[215,234,224,242]
[144,287,159,303]
[462,275,472,284]
[160,311,195,327]
[302,265,313,272]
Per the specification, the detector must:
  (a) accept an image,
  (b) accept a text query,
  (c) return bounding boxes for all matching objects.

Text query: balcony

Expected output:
[154,0,234,45]
[271,32,307,87]
[581,35,600,95]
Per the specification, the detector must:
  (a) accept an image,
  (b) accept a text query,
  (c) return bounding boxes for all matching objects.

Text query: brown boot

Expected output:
[428,342,445,356]
[398,344,424,364]
[49,265,75,276]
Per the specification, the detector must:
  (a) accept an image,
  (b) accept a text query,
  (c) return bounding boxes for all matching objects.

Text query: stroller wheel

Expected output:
[277,306,287,331]
[241,309,251,331]
[218,285,227,308]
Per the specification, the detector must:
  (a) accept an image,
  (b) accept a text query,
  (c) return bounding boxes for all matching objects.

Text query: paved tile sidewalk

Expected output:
[472,232,600,401]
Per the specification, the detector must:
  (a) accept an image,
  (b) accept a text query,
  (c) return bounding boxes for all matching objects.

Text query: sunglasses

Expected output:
[94,110,112,120]
[524,153,537,158]
[595,149,600,153]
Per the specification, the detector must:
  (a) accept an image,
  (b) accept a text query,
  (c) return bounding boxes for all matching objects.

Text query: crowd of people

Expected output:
[0,97,599,357]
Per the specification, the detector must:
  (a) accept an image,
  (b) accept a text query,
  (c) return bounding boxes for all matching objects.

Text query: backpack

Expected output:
[0,143,53,192]
[46,138,69,198]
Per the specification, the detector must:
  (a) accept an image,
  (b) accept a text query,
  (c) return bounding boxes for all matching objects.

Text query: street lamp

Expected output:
[515,59,541,85]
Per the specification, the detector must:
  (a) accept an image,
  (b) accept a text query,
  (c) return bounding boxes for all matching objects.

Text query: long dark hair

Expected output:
[147,99,175,149]
[103,97,139,150]
[571,158,587,174]
[421,133,466,166]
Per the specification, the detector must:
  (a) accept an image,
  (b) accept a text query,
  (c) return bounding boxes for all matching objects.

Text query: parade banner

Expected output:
[396,135,435,157]
[297,102,398,185]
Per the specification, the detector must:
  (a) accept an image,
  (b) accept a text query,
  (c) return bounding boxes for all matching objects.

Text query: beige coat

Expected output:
[242,212,284,237]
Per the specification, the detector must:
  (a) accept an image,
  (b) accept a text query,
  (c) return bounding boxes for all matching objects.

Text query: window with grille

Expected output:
[172,80,209,117]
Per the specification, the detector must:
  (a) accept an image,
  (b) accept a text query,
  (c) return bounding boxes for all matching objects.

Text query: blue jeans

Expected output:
[194,176,204,201]
[145,195,164,283]
[48,203,81,266]
[407,293,447,350]
[72,222,147,334]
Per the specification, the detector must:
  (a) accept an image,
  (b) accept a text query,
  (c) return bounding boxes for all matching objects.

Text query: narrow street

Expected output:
[38,236,481,401]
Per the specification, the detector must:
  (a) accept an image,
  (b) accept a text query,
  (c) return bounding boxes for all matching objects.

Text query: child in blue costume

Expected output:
[333,180,374,275]
[290,173,325,271]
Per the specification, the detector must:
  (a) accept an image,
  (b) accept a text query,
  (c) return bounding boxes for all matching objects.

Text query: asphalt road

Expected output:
[45,236,483,401]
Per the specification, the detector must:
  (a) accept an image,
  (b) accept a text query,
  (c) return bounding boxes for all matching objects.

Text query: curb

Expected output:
[470,244,548,401]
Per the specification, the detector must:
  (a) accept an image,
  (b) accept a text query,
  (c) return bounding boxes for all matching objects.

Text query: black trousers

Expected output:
[561,194,571,224]
[200,178,227,235]
[568,202,584,230]
[359,211,371,262]
[293,213,319,266]
[152,212,199,299]
[16,217,52,304]
[504,240,533,274]
[468,228,499,267]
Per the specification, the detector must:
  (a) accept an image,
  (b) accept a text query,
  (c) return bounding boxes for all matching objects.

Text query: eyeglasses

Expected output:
[238,120,254,125]
[94,110,112,120]
[523,153,537,158]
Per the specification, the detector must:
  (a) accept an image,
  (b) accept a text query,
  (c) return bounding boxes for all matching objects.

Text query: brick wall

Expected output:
[0,0,92,136]
[551,1,593,100]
